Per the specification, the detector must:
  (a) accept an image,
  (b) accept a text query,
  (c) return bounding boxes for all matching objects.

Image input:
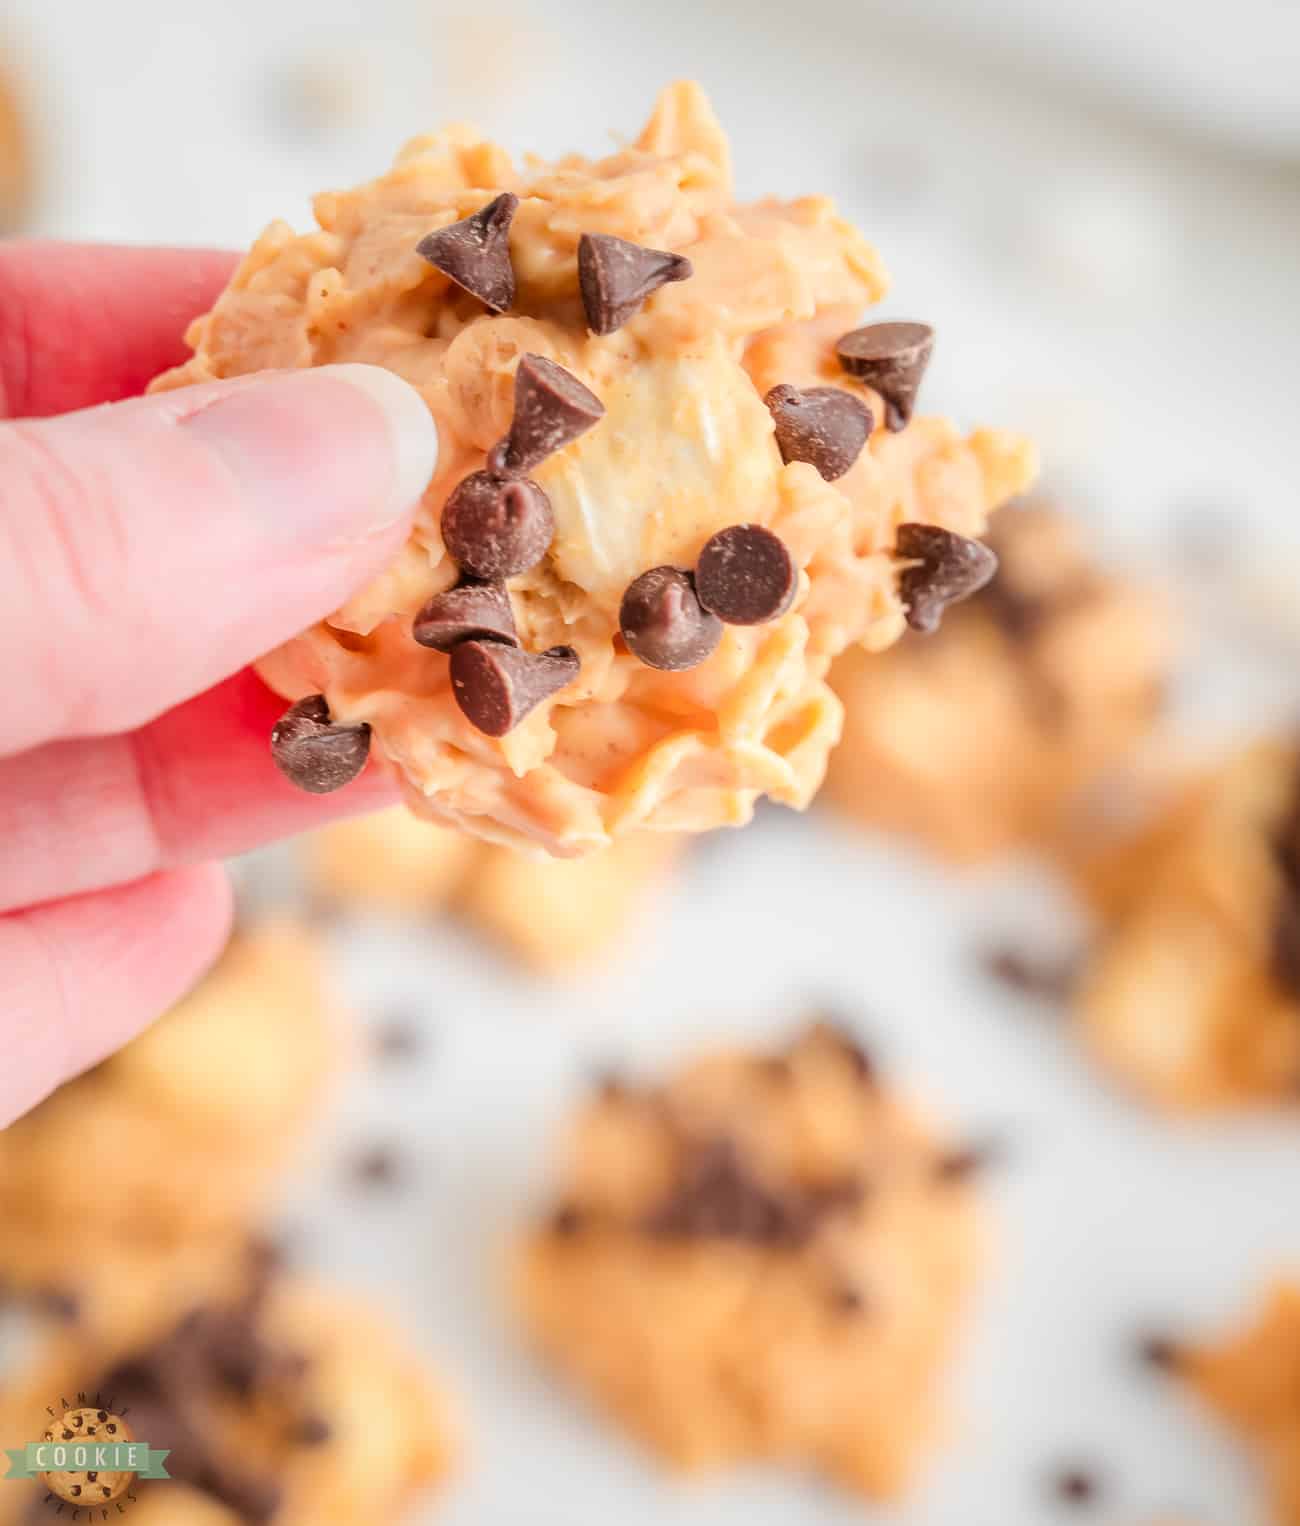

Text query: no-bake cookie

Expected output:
[0,1248,455,1526]
[512,1021,985,1497]
[825,501,1172,861]
[0,924,343,1338]
[153,81,1034,856]
[307,806,679,973]
[1076,740,1300,1111]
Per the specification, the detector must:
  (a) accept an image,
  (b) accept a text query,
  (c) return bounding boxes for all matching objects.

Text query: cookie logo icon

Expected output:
[40,1407,135,1509]
[4,1392,171,1517]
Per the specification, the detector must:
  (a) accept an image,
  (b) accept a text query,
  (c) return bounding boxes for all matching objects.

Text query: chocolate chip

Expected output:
[829,1283,867,1315]
[106,1423,117,1434]
[295,1414,332,1447]
[619,565,723,670]
[578,232,693,334]
[835,321,934,431]
[496,354,604,474]
[270,696,371,795]
[895,523,998,634]
[1137,1333,1182,1372]
[982,945,1078,1003]
[69,1485,81,1497]
[934,1138,1006,1183]
[765,384,872,481]
[373,1016,424,1062]
[1050,1466,1103,1507]
[695,524,797,626]
[62,1430,72,1440]
[96,1411,107,1422]
[413,578,519,650]
[549,1203,585,1237]
[806,1018,876,1085]
[415,192,518,313]
[450,640,578,736]
[102,1486,112,1497]
[440,472,554,581]
[349,1146,403,1190]
[86,1472,97,1482]
[645,1139,801,1245]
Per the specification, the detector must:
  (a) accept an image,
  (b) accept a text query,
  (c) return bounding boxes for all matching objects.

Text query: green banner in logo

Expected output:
[4,1441,170,1480]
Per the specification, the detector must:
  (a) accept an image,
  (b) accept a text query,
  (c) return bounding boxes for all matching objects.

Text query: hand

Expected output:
[0,242,438,1125]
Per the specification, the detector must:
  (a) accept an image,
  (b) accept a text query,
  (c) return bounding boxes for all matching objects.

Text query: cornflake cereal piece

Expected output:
[1170,1283,1300,1526]
[0,925,343,1339]
[152,81,1035,857]
[0,1255,456,1526]
[825,502,1172,862]
[306,806,678,975]
[512,1022,985,1498]
[1076,740,1300,1112]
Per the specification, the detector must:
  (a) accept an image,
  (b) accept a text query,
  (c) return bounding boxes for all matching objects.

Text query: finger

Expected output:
[0,363,439,755]
[0,242,238,419]
[0,863,232,1126]
[0,670,399,914]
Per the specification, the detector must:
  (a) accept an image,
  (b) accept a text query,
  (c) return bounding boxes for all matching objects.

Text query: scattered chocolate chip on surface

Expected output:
[373,1014,424,1062]
[765,383,872,481]
[270,695,371,794]
[835,320,934,430]
[619,565,723,670]
[1136,1332,1182,1371]
[440,471,554,582]
[1050,1465,1103,1507]
[695,523,797,626]
[982,945,1078,1003]
[497,354,604,474]
[450,640,579,736]
[578,231,693,334]
[349,1146,404,1190]
[895,523,998,634]
[934,1138,1007,1183]
[413,579,519,650]
[415,191,518,313]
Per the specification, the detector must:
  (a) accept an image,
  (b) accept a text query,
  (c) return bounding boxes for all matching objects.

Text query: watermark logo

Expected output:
[4,1395,170,1518]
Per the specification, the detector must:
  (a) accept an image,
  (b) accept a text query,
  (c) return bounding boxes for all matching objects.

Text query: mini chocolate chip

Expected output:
[440,472,554,582]
[71,1416,82,1427]
[934,1139,1006,1183]
[497,354,604,474]
[415,192,518,313]
[1137,1333,1182,1371]
[295,1414,333,1447]
[619,565,723,670]
[835,321,934,430]
[62,1430,72,1440]
[549,1203,585,1237]
[982,946,1078,1003]
[70,1485,81,1497]
[695,524,797,625]
[450,640,578,737]
[413,579,519,650]
[1050,1466,1102,1507]
[270,696,371,794]
[895,523,998,634]
[829,1283,866,1314]
[373,1016,423,1062]
[86,1472,97,1482]
[578,232,693,334]
[349,1147,402,1190]
[102,1486,112,1497]
[86,1426,96,1435]
[96,1411,107,1422]
[765,383,872,481]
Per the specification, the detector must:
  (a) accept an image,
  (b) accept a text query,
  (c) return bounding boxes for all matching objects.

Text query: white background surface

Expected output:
[5,3,1300,1522]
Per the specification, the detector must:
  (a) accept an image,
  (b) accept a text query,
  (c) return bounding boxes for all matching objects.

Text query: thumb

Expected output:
[0,364,438,754]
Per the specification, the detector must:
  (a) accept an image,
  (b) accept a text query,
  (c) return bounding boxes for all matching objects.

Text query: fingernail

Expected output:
[183,363,439,544]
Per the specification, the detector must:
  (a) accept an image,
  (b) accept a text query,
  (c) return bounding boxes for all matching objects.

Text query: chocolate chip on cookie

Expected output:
[695,524,797,626]
[413,579,519,650]
[440,472,554,582]
[494,354,605,475]
[415,192,519,313]
[619,565,723,670]
[895,523,998,634]
[835,321,934,431]
[270,696,371,794]
[578,232,693,334]
[450,640,579,737]
[765,384,872,481]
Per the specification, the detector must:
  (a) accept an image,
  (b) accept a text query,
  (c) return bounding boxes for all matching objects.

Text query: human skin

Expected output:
[0,242,439,1126]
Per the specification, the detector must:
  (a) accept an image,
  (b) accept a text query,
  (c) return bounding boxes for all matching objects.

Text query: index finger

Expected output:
[0,241,237,419]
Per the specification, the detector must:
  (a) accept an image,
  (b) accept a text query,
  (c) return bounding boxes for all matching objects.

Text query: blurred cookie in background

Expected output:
[0,922,346,1340]
[0,55,32,232]
[307,808,681,976]
[824,501,1173,863]
[1076,740,1300,1112]
[0,1245,457,1526]
[512,1020,986,1500]
[1150,1282,1300,1526]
